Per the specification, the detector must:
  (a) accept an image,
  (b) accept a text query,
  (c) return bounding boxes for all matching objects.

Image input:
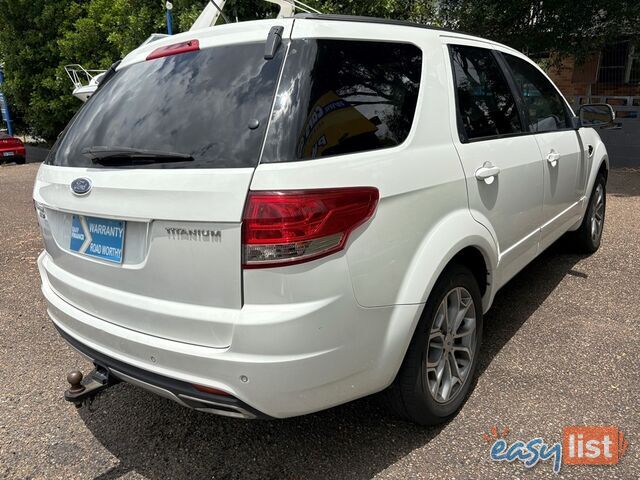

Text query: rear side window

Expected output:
[48,42,286,169]
[262,39,422,162]
[503,54,570,132]
[449,45,522,140]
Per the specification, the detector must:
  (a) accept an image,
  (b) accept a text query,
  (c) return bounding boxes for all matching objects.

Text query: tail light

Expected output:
[0,137,22,147]
[242,187,379,268]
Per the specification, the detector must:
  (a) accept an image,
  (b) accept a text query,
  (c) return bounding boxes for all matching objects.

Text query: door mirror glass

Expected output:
[578,103,615,128]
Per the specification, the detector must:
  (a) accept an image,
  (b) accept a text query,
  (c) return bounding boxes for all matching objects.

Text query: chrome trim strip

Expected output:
[111,369,255,419]
[178,394,256,419]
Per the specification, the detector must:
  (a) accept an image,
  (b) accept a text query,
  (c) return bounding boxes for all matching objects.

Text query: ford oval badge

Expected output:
[70,177,92,196]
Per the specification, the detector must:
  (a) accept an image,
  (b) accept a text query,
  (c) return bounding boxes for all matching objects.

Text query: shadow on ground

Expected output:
[78,238,586,480]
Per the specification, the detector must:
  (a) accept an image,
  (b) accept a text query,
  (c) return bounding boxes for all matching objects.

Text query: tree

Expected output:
[0,0,85,141]
[437,0,640,62]
[1,0,638,142]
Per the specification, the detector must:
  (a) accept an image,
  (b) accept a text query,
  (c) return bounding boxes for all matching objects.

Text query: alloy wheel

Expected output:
[591,184,605,244]
[426,287,476,403]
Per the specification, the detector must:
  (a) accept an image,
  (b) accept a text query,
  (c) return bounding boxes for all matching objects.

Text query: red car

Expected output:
[0,133,26,164]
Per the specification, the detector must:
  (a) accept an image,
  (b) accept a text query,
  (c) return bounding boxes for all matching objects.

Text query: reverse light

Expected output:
[242,187,379,268]
[146,39,200,61]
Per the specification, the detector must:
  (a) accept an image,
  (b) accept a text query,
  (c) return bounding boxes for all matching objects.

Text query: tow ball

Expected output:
[64,366,120,408]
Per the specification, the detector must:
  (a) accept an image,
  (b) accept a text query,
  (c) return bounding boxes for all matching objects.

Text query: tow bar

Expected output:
[64,366,120,408]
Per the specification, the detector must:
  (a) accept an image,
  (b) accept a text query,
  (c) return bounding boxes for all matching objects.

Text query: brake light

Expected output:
[242,187,379,268]
[146,39,200,61]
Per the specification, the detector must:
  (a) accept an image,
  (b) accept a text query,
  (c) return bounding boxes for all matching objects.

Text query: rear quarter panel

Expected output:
[250,25,497,309]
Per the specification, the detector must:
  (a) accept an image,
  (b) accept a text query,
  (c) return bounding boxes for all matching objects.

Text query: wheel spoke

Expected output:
[452,345,473,361]
[434,299,447,332]
[449,351,462,381]
[440,357,452,401]
[454,321,475,339]
[452,299,472,335]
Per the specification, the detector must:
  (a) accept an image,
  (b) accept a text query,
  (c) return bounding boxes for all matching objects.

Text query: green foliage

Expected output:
[438,0,640,62]
[0,0,85,141]
[0,0,638,142]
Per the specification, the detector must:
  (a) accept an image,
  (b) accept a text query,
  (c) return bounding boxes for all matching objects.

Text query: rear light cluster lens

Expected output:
[0,137,22,147]
[242,187,379,268]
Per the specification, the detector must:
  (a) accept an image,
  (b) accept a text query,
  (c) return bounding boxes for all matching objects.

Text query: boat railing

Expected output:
[64,65,107,89]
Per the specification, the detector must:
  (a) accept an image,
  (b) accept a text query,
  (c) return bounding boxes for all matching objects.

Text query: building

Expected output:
[547,40,639,167]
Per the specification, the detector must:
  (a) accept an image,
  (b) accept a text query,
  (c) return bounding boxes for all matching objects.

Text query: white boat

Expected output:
[65,0,320,102]
[64,65,107,102]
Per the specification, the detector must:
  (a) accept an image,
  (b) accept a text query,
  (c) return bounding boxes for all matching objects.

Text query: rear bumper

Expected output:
[39,251,423,418]
[55,324,267,419]
[1,147,26,161]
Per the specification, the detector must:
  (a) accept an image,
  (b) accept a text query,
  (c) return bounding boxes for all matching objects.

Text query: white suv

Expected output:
[34,14,612,425]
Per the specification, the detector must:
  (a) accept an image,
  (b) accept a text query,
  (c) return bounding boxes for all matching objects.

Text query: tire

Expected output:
[384,263,483,425]
[573,174,606,254]
[16,157,26,165]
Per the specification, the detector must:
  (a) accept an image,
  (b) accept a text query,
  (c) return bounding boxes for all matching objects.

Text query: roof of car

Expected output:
[293,13,520,54]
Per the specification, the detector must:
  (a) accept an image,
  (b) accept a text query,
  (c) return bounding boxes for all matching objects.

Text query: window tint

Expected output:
[48,42,286,169]
[262,39,422,162]
[450,45,522,140]
[504,54,569,132]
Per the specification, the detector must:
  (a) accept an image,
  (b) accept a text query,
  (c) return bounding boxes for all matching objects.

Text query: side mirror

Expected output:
[577,103,615,129]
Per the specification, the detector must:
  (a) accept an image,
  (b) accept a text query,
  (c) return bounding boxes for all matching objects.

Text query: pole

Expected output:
[0,68,14,136]
[166,2,173,35]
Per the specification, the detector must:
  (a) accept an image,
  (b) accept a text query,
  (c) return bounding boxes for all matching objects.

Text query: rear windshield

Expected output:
[262,39,422,162]
[48,41,285,169]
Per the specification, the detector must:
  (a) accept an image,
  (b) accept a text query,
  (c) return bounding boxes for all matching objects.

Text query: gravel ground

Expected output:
[1,163,638,480]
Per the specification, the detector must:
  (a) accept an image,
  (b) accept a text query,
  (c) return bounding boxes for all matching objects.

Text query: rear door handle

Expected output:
[546,150,560,167]
[475,162,500,184]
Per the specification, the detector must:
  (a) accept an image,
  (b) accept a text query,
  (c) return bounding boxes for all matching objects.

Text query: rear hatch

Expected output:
[34,21,291,348]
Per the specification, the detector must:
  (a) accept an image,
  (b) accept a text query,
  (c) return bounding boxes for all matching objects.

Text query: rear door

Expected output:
[34,21,292,348]
[443,39,544,286]
[500,52,586,250]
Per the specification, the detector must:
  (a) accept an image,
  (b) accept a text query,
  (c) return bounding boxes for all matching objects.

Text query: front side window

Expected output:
[504,54,570,132]
[449,45,522,141]
[262,39,422,162]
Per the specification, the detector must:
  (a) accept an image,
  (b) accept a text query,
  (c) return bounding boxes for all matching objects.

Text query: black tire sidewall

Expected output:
[580,175,606,252]
[401,263,483,424]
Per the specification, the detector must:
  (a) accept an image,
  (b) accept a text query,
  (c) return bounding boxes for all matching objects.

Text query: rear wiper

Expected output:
[82,146,194,166]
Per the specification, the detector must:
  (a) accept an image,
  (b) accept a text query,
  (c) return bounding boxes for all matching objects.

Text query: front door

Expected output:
[500,53,586,250]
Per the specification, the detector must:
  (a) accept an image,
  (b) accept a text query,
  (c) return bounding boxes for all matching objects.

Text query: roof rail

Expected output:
[293,13,466,36]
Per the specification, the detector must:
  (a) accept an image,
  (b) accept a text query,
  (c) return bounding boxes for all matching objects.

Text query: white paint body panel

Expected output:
[34,17,608,418]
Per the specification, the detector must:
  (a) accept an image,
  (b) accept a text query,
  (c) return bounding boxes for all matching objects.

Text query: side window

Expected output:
[503,54,570,132]
[449,45,522,141]
[261,39,422,162]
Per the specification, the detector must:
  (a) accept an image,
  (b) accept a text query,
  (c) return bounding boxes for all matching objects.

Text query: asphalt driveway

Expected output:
[1,163,638,479]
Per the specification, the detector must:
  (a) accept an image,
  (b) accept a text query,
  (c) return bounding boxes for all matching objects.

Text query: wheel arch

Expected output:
[379,212,498,396]
[396,210,499,314]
